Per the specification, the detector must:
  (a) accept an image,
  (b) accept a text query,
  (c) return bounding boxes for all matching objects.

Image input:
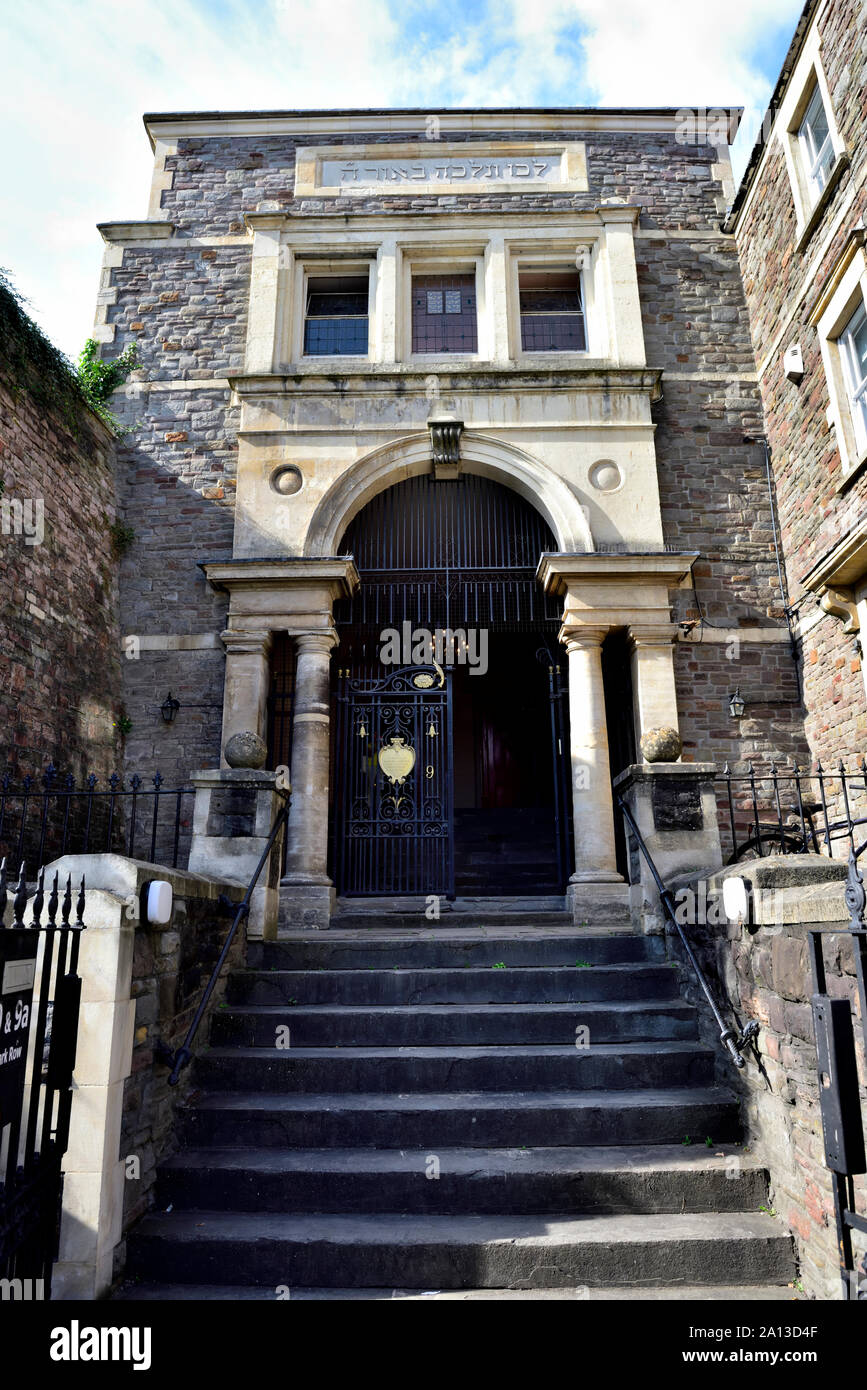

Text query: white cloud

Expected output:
[0,0,802,357]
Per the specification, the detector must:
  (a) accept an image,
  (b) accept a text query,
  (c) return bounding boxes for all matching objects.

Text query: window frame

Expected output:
[797,81,835,205]
[839,299,867,459]
[517,264,588,355]
[399,250,485,363]
[777,41,847,250]
[507,245,599,362]
[811,237,867,487]
[290,258,375,363]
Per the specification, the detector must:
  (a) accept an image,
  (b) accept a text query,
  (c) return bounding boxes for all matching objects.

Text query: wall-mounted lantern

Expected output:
[728,688,746,719]
[160,691,180,724]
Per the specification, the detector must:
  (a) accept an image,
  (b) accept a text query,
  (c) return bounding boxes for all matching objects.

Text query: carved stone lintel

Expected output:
[429,418,463,479]
[819,585,859,633]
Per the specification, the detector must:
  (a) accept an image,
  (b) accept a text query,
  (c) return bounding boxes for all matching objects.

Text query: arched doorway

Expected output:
[328,473,573,897]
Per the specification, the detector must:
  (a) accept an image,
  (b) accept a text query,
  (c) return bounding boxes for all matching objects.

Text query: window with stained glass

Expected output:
[411,274,478,354]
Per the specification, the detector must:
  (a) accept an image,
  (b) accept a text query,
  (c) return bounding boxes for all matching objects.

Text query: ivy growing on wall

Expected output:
[0,269,137,435]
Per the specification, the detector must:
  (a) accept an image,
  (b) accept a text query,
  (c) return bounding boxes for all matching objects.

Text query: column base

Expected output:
[569,869,623,884]
[278,881,335,932]
[567,878,630,927]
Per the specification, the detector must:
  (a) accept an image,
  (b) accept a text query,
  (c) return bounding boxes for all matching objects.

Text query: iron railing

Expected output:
[717,761,867,864]
[0,763,195,877]
[617,796,759,1071]
[159,793,292,1086]
[0,859,86,1295]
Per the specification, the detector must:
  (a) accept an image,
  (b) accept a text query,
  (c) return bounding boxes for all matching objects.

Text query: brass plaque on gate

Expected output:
[378,736,416,785]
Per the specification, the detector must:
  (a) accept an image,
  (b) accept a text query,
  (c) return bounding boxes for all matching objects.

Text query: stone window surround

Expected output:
[775,28,848,252]
[801,514,867,705]
[248,208,646,375]
[809,230,867,487]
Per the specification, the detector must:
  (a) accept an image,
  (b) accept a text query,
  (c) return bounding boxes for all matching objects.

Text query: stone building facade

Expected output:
[728,0,867,767]
[97,104,814,927]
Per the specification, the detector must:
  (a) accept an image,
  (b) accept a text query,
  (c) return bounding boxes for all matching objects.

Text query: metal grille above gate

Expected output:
[334,666,454,897]
[334,473,562,635]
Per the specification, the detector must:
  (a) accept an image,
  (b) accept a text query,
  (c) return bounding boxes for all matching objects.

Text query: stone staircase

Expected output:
[118,912,796,1299]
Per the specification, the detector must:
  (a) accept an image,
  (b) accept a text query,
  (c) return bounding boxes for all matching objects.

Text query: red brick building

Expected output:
[727,0,867,767]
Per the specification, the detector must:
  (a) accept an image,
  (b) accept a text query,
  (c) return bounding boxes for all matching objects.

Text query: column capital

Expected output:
[220,628,273,658]
[294,629,338,656]
[560,625,609,652]
[627,623,678,648]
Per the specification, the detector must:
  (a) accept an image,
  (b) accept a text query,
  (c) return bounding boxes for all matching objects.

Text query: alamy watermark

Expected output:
[379,621,489,676]
[1,496,44,546]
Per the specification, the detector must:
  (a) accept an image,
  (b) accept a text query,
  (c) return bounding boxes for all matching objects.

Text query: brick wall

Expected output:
[671,859,866,1299]
[733,0,867,764]
[0,288,123,782]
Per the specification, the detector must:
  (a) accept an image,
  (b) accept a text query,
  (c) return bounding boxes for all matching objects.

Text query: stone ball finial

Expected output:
[639,726,683,763]
[224,731,267,769]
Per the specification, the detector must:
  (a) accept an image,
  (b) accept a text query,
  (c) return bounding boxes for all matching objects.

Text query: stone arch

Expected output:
[303,431,594,556]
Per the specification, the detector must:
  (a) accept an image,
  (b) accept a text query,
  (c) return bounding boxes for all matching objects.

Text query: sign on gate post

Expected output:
[0,932,38,1130]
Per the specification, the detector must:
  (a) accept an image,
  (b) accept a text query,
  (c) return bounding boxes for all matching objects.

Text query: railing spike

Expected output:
[13,862,27,928]
[32,866,46,927]
[61,875,72,926]
[76,875,86,928]
[47,872,59,926]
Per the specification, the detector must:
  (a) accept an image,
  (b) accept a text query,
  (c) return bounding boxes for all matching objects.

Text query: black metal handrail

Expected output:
[617,797,758,1071]
[160,794,292,1086]
[718,760,867,864]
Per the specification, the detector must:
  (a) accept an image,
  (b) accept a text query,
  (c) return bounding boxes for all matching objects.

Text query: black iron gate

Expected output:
[543,655,573,888]
[334,665,454,897]
[0,861,85,1297]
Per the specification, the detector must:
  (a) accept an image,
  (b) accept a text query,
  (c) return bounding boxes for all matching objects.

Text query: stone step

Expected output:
[178,1087,739,1149]
[115,1282,803,1301]
[208,999,698,1047]
[226,964,680,1007]
[125,1209,794,1289]
[327,912,579,930]
[249,932,658,972]
[193,1041,715,1093]
[156,1143,767,1215]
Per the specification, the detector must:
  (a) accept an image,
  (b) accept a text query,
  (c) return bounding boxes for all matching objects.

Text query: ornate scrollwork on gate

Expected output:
[336,665,453,893]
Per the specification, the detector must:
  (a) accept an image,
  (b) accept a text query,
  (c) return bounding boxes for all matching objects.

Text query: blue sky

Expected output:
[1,0,803,359]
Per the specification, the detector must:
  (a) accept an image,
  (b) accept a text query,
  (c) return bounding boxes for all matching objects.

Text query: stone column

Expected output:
[220,629,273,760]
[281,631,337,929]
[563,628,621,886]
[629,624,680,747]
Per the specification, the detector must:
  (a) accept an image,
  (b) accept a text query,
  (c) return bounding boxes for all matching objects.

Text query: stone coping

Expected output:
[40,853,245,910]
[614,762,717,788]
[671,853,849,926]
[190,768,282,788]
